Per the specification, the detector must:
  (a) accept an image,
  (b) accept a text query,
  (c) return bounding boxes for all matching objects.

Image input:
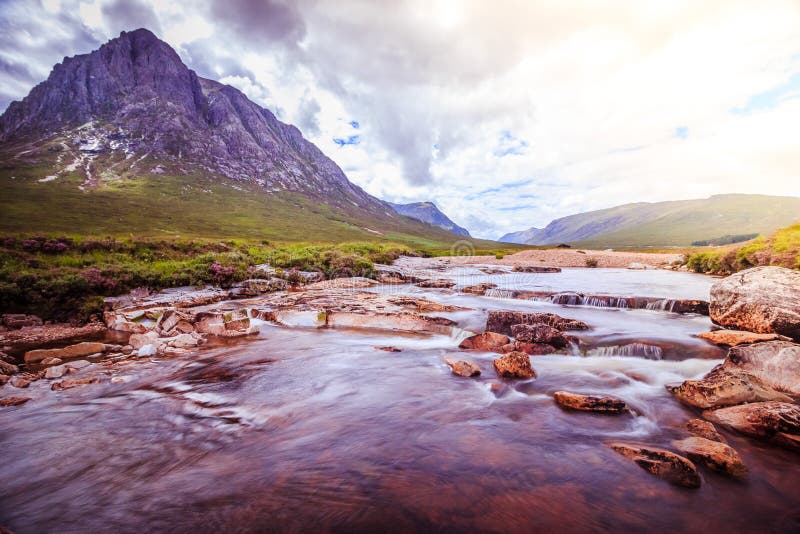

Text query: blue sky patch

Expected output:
[731,72,800,114]
[494,130,529,157]
[674,126,689,139]
[349,120,360,129]
[333,134,361,146]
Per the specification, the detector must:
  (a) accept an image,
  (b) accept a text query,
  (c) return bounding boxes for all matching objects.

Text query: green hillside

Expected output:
[509,194,800,249]
[687,222,800,274]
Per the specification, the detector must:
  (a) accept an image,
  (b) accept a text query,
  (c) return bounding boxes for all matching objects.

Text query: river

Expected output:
[1,267,798,532]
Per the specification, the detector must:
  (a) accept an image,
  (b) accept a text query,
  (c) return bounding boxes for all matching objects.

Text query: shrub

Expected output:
[585,258,599,268]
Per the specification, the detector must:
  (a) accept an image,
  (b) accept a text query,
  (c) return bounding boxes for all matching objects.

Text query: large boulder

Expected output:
[709,267,800,341]
[458,332,510,352]
[609,443,701,489]
[493,351,536,379]
[685,419,726,443]
[511,323,569,348]
[704,401,800,452]
[486,311,589,336]
[553,391,628,414]
[666,365,793,409]
[672,437,747,478]
[725,341,800,396]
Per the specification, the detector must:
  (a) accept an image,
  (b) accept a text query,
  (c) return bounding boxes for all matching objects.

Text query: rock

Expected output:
[417,279,456,289]
[170,333,200,348]
[512,265,561,273]
[510,323,568,348]
[156,309,193,336]
[375,346,401,352]
[505,341,557,355]
[66,360,91,370]
[0,374,9,386]
[709,266,800,341]
[0,351,13,363]
[51,377,101,391]
[10,376,32,388]
[129,331,159,350]
[44,364,66,379]
[0,360,18,375]
[704,402,800,451]
[669,300,710,315]
[386,296,462,312]
[666,365,793,409]
[697,330,791,347]
[458,332,510,352]
[305,277,378,290]
[40,357,63,366]
[486,311,589,336]
[0,396,31,407]
[137,344,157,357]
[230,277,289,296]
[326,312,455,335]
[444,358,481,377]
[121,345,133,354]
[553,391,628,413]
[1,313,43,329]
[24,342,106,363]
[672,437,748,478]
[461,282,498,295]
[724,341,800,396]
[493,351,536,379]
[685,419,726,443]
[609,443,701,489]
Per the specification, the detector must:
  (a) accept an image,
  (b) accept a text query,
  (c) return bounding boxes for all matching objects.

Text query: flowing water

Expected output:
[1,268,799,533]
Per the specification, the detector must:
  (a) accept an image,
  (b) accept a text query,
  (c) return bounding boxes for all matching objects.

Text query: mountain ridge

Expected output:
[388,201,470,236]
[500,194,800,248]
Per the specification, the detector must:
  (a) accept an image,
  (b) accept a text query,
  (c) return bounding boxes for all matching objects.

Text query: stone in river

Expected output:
[553,391,628,413]
[458,332,510,352]
[0,397,31,407]
[51,377,101,391]
[685,419,726,443]
[444,358,481,377]
[697,330,791,347]
[45,364,66,379]
[511,323,568,348]
[24,342,106,363]
[666,365,793,409]
[609,443,701,489]
[493,351,536,379]
[703,401,800,452]
[486,311,589,336]
[709,266,800,341]
[724,341,800,396]
[672,437,747,478]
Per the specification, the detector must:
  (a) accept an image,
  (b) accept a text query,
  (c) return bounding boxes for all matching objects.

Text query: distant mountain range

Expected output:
[500,194,800,248]
[0,29,482,244]
[389,202,470,236]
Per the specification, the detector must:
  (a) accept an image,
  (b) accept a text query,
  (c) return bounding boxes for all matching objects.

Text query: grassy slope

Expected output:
[0,162,512,251]
[686,222,800,274]
[537,195,800,249]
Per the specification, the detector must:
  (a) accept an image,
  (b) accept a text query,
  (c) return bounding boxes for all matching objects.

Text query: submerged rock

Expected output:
[685,419,726,443]
[444,358,481,377]
[672,437,748,478]
[375,346,401,352]
[503,341,557,355]
[0,396,31,406]
[666,365,793,409]
[0,360,18,375]
[493,351,536,379]
[709,266,800,341]
[461,282,497,295]
[417,279,456,289]
[458,332,510,352]
[512,265,561,273]
[51,377,101,391]
[609,443,701,489]
[511,323,568,348]
[44,364,66,379]
[553,391,628,413]
[704,401,800,452]
[486,311,589,336]
[24,342,107,363]
[697,330,791,347]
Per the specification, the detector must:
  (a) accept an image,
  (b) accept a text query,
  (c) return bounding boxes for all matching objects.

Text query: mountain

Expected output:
[499,194,800,248]
[388,202,470,236]
[0,29,479,244]
[499,227,541,244]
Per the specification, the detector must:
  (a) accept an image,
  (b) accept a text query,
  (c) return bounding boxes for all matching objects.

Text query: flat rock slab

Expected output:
[609,442,701,489]
[25,342,106,363]
[672,437,748,478]
[486,311,589,336]
[458,332,510,352]
[493,351,536,379]
[697,330,792,347]
[0,397,31,407]
[725,341,800,397]
[511,323,568,348]
[553,391,628,413]
[704,401,800,452]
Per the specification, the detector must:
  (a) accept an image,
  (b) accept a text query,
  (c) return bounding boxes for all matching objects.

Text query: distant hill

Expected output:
[499,194,800,248]
[389,202,470,236]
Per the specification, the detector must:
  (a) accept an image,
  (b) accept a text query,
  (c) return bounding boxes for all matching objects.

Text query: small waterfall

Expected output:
[547,292,583,305]
[644,299,677,312]
[485,289,517,299]
[588,343,664,360]
[449,327,475,345]
[547,293,631,309]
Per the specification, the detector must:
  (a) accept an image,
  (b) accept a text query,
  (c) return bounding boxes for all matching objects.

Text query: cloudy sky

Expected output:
[2,0,800,238]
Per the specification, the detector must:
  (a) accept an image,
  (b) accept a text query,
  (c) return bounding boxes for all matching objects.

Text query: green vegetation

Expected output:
[686,223,800,274]
[585,258,599,268]
[691,233,759,247]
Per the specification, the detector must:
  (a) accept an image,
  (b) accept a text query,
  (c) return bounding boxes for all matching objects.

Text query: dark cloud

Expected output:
[210,0,306,48]
[295,92,321,136]
[100,0,162,36]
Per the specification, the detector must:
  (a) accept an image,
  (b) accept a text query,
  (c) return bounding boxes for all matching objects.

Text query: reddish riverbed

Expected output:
[1,268,798,532]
